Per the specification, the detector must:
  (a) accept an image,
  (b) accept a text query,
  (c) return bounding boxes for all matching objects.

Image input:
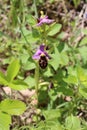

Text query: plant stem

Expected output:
[19,25,32,56]
[35,61,39,102]
[41,24,47,45]
[43,25,47,44]
[33,0,38,18]
[35,61,39,123]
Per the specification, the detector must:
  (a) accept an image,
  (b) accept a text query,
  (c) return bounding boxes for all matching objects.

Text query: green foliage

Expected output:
[79,37,87,46]
[78,46,87,64]
[7,59,20,82]
[77,66,87,98]
[1,0,87,129]
[49,47,60,70]
[49,46,69,70]
[0,112,11,130]
[32,109,62,130]
[65,115,81,130]
[10,0,25,26]
[48,23,62,36]
[64,65,87,99]
[42,109,61,120]
[0,99,26,130]
[0,99,26,115]
[25,76,35,88]
[27,14,37,26]
[35,121,63,130]
[64,75,78,84]
[0,59,28,90]
[72,0,81,8]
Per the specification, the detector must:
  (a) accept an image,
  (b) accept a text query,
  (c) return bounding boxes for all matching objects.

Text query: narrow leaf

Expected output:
[7,59,20,82]
[0,71,8,86]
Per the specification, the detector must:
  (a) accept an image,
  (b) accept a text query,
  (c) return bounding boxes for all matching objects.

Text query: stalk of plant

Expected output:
[33,44,50,96]
[42,24,47,44]
[35,61,39,100]
[37,12,54,44]
[32,14,54,122]
[33,0,38,18]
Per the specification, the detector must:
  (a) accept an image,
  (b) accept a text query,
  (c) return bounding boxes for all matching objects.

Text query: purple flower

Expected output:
[32,44,50,60]
[37,16,54,26]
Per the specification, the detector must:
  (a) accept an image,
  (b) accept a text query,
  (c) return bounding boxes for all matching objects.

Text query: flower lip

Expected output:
[39,16,48,21]
[37,16,54,26]
[32,44,50,60]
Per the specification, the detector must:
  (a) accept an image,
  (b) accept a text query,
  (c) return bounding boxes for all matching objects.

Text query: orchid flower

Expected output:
[32,44,50,60]
[37,16,54,26]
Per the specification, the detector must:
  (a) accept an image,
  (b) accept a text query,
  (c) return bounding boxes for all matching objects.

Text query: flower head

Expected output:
[32,44,50,60]
[37,16,54,26]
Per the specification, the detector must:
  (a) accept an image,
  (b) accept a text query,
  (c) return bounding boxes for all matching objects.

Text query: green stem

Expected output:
[67,43,78,65]
[43,25,47,44]
[18,18,32,56]
[41,24,47,45]
[33,0,38,18]
[19,25,32,56]
[35,61,39,100]
[35,61,39,123]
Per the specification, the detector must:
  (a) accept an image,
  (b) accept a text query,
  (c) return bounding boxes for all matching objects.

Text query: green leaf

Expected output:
[0,112,11,130]
[73,0,80,8]
[49,47,60,70]
[43,109,61,120]
[9,80,29,90]
[48,89,58,101]
[24,76,35,88]
[26,32,39,43]
[78,46,87,64]
[35,120,63,130]
[32,28,40,38]
[0,99,26,115]
[60,52,69,65]
[43,67,53,77]
[58,32,67,40]
[27,14,37,26]
[24,61,36,70]
[79,85,87,99]
[77,66,87,86]
[57,86,73,96]
[79,37,87,46]
[65,115,81,130]
[46,120,63,130]
[48,23,62,36]
[0,71,8,86]
[63,75,78,84]
[7,59,20,82]
[20,53,30,64]
[50,47,69,70]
